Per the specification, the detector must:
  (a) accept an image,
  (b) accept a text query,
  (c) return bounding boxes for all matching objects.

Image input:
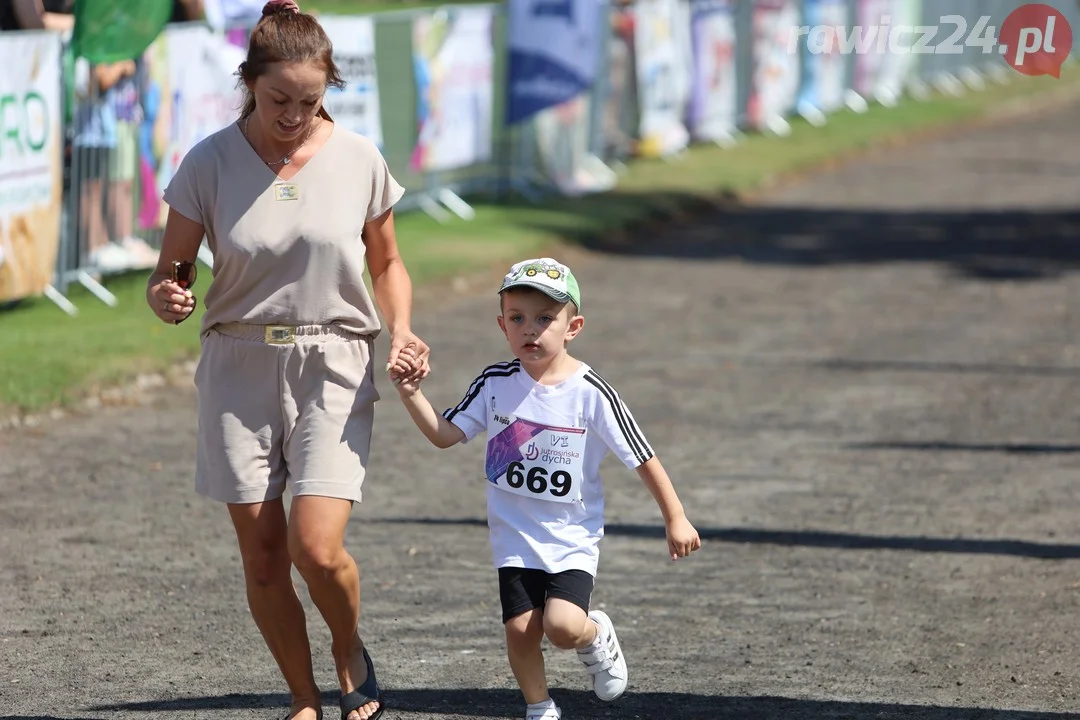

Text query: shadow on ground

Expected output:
[848,441,1080,454]
[508,190,1080,282]
[368,517,1080,560]
[84,690,1080,719]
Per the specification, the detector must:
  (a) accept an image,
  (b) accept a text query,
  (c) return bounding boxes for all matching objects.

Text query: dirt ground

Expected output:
[5,99,1080,720]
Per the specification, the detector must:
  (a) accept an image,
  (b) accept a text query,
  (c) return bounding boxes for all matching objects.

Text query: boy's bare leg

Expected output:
[505,609,549,704]
[541,599,597,650]
[546,599,629,702]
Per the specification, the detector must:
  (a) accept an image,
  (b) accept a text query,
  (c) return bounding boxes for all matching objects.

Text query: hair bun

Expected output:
[262,0,300,17]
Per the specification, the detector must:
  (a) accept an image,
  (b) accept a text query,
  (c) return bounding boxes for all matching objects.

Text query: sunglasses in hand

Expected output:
[171,260,198,325]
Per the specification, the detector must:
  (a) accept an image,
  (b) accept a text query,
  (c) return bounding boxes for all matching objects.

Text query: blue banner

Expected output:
[506,0,604,125]
[796,0,848,119]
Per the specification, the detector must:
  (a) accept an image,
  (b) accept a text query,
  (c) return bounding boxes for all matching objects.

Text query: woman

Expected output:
[145,2,429,719]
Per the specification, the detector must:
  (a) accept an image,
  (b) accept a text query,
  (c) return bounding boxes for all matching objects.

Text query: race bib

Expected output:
[485,411,586,504]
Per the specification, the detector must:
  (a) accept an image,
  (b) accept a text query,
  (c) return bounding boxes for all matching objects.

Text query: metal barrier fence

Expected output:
[2,0,1078,315]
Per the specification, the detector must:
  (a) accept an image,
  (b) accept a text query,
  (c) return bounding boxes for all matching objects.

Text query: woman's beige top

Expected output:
[164,122,405,337]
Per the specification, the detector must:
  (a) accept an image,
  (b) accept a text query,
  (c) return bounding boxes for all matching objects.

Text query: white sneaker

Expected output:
[88,242,133,274]
[119,236,159,269]
[525,700,561,719]
[576,610,628,701]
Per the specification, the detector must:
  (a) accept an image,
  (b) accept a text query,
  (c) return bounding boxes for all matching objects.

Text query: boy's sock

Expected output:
[526,698,560,719]
[582,618,604,648]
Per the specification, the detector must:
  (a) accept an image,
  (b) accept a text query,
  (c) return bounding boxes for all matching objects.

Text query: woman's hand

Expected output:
[147,275,196,324]
[388,328,430,384]
[151,210,206,326]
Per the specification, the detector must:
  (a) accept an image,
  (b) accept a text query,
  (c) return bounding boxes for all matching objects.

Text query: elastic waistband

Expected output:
[212,322,370,344]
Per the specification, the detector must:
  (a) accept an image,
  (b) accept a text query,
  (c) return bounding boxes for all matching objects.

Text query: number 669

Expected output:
[506,461,573,497]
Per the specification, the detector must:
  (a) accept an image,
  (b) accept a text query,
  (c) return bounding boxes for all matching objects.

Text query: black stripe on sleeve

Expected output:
[444,360,520,422]
[584,371,654,465]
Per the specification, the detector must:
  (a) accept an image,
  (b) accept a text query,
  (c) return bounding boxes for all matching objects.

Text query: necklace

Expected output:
[243,117,317,167]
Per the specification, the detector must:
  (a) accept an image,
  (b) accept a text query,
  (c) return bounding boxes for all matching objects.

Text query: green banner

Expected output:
[72,0,173,63]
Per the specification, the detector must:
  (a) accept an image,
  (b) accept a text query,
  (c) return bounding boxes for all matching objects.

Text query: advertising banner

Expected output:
[534,93,617,195]
[410,6,495,173]
[689,0,738,143]
[874,0,922,104]
[0,33,64,302]
[747,0,801,133]
[322,16,384,148]
[634,0,692,157]
[854,0,891,98]
[138,25,245,230]
[796,0,848,119]
[507,0,604,124]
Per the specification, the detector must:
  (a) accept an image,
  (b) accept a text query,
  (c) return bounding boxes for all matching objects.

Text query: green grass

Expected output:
[2,67,1078,416]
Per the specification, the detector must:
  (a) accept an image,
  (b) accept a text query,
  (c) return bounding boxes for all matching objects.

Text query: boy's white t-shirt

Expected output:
[443,359,654,576]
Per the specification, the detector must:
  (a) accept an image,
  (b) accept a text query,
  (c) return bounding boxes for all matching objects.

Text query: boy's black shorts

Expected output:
[498,566,594,624]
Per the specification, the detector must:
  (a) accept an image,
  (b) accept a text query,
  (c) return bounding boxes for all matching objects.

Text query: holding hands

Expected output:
[388,329,430,393]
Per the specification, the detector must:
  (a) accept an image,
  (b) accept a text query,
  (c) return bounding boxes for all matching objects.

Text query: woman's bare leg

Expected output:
[228,500,321,720]
[288,496,379,720]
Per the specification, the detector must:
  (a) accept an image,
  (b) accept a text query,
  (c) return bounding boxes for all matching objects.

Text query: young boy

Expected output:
[393,257,701,720]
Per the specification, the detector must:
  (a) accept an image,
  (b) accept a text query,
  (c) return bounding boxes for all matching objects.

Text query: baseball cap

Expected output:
[498,257,581,311]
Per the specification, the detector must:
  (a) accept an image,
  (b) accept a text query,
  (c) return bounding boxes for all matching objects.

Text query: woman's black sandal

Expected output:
[339,647,384,720]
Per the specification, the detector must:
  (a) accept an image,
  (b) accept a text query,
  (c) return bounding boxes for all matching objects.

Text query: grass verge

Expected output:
[2,68,1078,416]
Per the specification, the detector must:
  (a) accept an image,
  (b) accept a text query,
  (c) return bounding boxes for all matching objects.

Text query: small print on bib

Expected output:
[274,183,299,201]
[485,412,586,503]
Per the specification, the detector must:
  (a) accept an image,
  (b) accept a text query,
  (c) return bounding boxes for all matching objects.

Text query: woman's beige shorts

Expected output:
[194,323,379,505]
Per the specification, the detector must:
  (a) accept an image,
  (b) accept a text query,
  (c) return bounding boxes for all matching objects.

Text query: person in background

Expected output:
[0,0,73,32]
[107,57,159,270]
[73,58,157,273]
[171,0,204,22]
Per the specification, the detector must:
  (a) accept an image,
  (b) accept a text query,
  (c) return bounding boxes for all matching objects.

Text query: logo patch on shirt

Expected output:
[274,183,299,201]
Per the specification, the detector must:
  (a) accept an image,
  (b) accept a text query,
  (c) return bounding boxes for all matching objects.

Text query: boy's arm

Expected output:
[399,387,466,449]
[635,456,702,561]
[581,371,700,560]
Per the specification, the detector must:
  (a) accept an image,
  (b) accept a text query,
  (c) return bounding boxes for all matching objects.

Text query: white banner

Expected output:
[321,16,383,148]
[0,31,63,302]
[689,0,738,143]
[139,25,245,230]
[854,0,891,99]
[796,0,848,118]
[202,0,266,31]
[534,93,616,196]
[410,6,494,173]
[873,0,921,104]
[635,0,693,157]
[748,0,800,133]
